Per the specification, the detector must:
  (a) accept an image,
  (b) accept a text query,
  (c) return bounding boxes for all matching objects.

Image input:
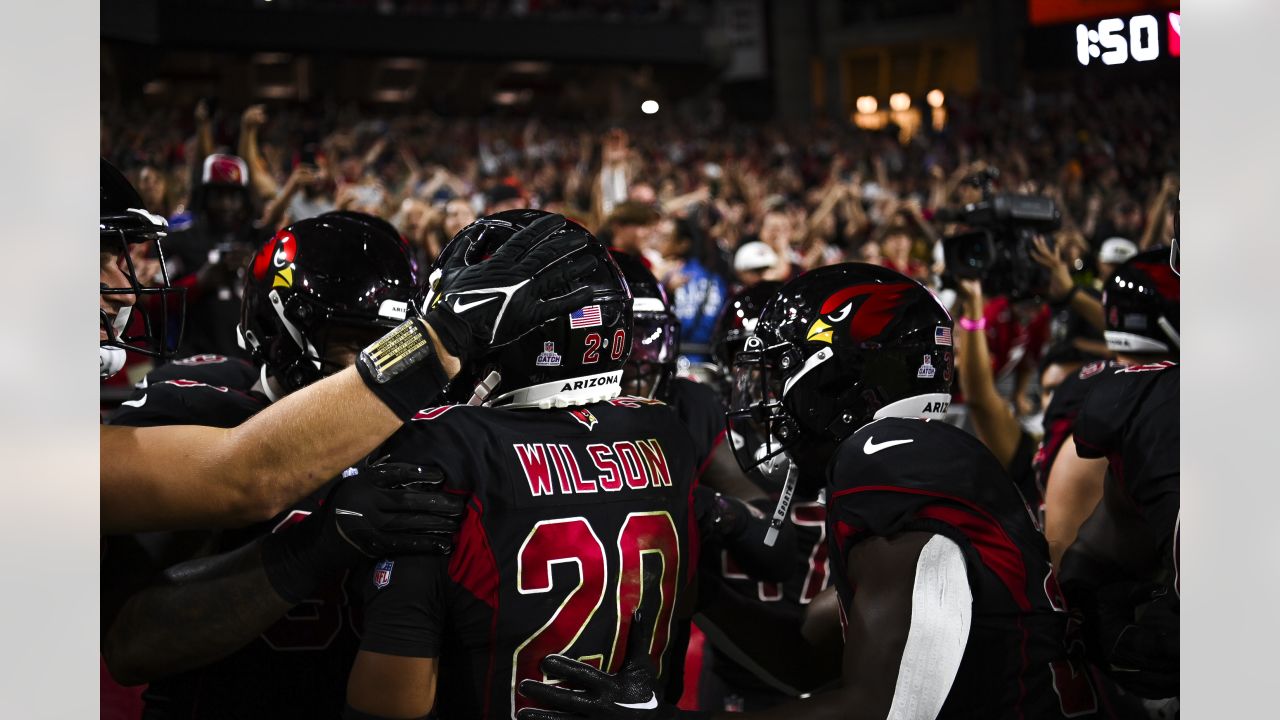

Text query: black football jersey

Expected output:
[1033,360,1121,503]
[105,356,358,719]
[1074,362,1179,575]
[358,398,699,720]
[665,377,727,472]
[827,418,1102,719]
[694,490,840,700]
[106,354,263,429]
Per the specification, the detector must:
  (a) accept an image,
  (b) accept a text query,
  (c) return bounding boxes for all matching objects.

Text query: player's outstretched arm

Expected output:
[102,362,425,533]
[102,213,595,533]
[102,463,462,686]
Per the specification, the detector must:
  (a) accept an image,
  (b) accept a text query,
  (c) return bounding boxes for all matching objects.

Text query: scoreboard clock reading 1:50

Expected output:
[1076,13,1176,66]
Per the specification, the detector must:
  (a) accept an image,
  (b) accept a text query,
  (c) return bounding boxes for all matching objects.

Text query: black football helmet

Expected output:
[100,158,186,375]
[238,211,418,395]
[423,209,631,409]
[611,251,680,400]
[711,281,783,375]
[1103,248,1180,355]
[728,263,954,483]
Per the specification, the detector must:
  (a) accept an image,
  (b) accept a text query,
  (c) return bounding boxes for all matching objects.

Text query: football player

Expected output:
[100,158,596,533]
[1059,361,1178,703]
[102,213,468,717]
[344,211,702,720]
[613,251,790,576]
[1040,249,1179,567]
[519,264,1102,719]
[615,255,814,709]
[677,279,843,709]
[1056,248,1180,701]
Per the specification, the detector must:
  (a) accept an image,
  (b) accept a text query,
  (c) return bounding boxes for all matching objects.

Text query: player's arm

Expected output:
[1043,435,1108,570]
[102,463,462,686]
[103,213,595,533]
[347,653,438,719]
[347,554,445,719]
[102,362,423,533]
[716,532,970,720]
[103,535,291,686]
[697,443,797,583]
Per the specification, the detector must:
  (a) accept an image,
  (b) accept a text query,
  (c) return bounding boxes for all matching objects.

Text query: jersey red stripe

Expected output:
[830,484,1032,610]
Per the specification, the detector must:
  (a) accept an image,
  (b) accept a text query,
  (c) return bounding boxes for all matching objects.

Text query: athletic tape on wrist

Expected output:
[356,318,450,421]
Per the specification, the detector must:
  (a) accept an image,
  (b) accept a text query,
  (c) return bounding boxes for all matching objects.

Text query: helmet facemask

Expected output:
[99,215,186,362]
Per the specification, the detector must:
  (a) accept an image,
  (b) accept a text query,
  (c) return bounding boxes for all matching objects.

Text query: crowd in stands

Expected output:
[101,78,1178,424]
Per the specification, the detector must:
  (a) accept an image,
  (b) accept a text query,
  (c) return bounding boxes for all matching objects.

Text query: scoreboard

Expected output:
[1075,12,1180,66]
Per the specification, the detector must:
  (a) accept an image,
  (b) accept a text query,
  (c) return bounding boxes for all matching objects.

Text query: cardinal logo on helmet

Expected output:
[253,230,297,289]
[806,282,915,344]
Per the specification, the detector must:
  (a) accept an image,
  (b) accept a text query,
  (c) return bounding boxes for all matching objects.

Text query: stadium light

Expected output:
[641,100,660,115]
[855,96,878,114]
[889,92,911,112]
[927,89,945,108]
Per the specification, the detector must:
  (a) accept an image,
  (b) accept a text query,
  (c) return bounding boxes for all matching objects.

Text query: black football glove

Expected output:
[262,462,465,604]
[424,212,598,358]
[693,486,754,542]
[516,597,708,720]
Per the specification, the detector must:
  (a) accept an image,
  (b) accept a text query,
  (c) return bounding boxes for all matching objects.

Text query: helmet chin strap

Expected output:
[100,306,134,379]
[100,346,126,379]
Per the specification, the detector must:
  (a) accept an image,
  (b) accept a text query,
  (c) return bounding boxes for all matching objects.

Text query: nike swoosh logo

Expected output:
[335,509,364,517]
[121,394,148,408]
[863,437,914,455]
[615,694,658,710]
[451,295,498,313]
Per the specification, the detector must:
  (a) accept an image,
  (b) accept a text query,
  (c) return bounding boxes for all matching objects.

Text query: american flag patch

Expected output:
[934,326,953,346]
[569,305,602,328]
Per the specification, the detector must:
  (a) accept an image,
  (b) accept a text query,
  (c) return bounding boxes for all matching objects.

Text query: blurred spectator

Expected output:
[732,241,778,289]
[654,218,727,361]
[601,200,661,260]
[165,153,268,357]
[1096,237,1138,285]
[877,226,929,282]
[486,183,527,214]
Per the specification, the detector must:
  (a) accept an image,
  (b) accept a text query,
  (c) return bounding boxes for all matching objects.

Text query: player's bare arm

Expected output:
[102,462,461,686]
[103,537,291,685]
[347,652,439,718]
[1043,434,1107,569]
[101,355,442,534]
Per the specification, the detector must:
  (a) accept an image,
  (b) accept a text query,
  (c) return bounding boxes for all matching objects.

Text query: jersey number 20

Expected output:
[511,512,680,717]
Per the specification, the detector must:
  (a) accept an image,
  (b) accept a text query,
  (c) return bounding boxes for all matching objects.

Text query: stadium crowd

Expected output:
[102,78,1177,392]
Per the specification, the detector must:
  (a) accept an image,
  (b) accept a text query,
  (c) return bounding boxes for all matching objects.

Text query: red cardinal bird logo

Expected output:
[806,283,915,344]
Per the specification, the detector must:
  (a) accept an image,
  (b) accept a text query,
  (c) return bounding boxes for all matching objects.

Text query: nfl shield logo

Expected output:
[373,559,394,589]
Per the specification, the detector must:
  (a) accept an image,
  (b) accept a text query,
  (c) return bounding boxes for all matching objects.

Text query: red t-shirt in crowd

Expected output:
[879,257,929,281]
[982,295,1050,379]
